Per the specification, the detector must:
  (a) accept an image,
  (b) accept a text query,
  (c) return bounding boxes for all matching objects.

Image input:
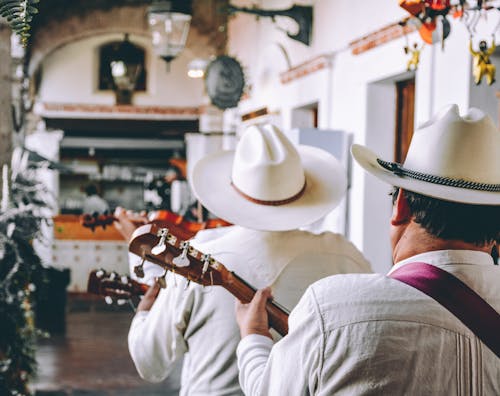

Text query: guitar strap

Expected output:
[389,262,500,359]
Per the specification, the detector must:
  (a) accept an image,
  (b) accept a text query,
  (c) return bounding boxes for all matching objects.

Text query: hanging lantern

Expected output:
[108,34,144,105]
[147,0,192,71]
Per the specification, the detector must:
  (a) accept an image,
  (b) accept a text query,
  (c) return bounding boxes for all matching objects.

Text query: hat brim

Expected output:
[191,146,347,231]
[351,144,500,205]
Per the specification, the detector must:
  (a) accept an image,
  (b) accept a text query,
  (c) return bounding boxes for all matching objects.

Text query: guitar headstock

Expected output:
[129,223,230,288]
[87,269,148,300]
[80,213,115,231]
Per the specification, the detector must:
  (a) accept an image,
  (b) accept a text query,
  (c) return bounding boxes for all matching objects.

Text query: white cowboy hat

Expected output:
[352,104,500,205]
[190,123,347,231]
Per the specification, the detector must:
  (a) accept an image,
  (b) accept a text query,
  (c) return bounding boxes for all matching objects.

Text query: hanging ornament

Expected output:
[401,21,425,71]
[425,0,450,11]
[399,0,451,45]
[399,0,425,16]
[418,13,451,44]
[469,35,496,85]
[405,42,425,70]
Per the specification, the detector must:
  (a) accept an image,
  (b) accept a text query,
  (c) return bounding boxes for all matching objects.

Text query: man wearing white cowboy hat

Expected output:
[125,123,371,395]
[236,104,500,395]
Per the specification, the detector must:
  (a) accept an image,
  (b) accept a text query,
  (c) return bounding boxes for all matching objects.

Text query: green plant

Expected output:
[0,148,54,395]
[0,0,40,44]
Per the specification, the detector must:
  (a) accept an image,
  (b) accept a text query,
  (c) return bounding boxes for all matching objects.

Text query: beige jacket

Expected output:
[237,250,500,395]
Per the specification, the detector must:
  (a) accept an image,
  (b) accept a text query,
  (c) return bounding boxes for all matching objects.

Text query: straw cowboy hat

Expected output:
[352,104,500,205]
[190,123,347,231]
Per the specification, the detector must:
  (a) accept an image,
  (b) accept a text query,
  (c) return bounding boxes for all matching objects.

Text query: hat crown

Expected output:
[232,124,306,201]
[404,104,500,184]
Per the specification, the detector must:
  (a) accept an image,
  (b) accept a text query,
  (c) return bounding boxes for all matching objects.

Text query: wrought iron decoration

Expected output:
[227,3,313,46]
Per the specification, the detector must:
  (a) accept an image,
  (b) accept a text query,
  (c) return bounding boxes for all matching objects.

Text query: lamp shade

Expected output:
[148,1,192,68]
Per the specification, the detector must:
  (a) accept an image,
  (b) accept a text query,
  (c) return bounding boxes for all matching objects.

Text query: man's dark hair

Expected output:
[85,184,98,196]
[392,187,500,245]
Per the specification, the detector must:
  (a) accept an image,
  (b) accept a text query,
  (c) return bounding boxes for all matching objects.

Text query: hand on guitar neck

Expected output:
[113,207,149,242]
[235,287,274,339]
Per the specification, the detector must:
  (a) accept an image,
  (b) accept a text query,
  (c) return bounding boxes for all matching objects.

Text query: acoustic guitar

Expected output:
[129,223,290,336]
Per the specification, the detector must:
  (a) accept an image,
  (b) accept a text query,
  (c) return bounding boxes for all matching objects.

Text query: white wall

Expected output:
[227,0,499,273]
[25,128,63,266]
[38,33,206,107]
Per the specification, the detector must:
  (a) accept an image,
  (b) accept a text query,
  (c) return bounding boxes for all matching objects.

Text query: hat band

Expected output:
[377,159,500,192]
[230,180,307,206]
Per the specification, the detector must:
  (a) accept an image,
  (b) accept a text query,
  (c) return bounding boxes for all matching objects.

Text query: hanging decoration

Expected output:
[399,0,451,46]
[399,1,500,83]
[0,0,40,44]
[405,41,425,70]
[469,36,496,84]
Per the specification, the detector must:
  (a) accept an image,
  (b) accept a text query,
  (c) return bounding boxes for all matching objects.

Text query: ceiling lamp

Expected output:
[147,0,193,71]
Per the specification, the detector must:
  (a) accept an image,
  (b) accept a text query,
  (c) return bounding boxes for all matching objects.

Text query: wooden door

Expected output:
[394,78,415,163]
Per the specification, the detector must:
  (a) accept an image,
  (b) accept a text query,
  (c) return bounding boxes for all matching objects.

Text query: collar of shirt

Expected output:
[388,249,495,276]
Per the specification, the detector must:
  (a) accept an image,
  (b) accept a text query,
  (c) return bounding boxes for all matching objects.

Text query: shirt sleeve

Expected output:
[128,273,194,382]
[236,286,323,395]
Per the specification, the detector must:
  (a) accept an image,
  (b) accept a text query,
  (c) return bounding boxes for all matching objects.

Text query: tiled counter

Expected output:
[53,215,129,292]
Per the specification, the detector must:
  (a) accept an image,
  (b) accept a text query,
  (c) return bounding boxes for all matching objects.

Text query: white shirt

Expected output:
[237,250,500,395]
[82,194,109,214]
[127,226,371,396]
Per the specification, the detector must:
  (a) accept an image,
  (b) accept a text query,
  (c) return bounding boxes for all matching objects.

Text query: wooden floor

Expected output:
[33,297,182,395]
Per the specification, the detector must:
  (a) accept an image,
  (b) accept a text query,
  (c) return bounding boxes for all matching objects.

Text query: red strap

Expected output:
[389,262,500,359]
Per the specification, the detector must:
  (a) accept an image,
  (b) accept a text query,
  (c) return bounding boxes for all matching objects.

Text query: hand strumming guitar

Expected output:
[113,207,149,242]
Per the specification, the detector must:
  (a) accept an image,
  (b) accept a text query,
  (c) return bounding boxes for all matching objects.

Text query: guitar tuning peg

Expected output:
[201,254,211,277]
[155,269,168,289]
[120,275,128,285]
[172,241,190,267]
[151,228,169,255]
[104,296,114,305]
[133,255,146,278]
[116,299,127,306]
[96,269,105,278]
[109,272,118,281]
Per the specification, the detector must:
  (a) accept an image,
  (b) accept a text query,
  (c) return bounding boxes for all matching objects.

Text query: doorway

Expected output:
[395,78,416,163]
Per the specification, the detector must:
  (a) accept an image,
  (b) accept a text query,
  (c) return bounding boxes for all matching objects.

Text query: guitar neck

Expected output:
[128,223,289,336]
[223,271,290,336]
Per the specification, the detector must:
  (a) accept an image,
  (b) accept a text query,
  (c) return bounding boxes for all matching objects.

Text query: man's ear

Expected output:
[391,188,412,226]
